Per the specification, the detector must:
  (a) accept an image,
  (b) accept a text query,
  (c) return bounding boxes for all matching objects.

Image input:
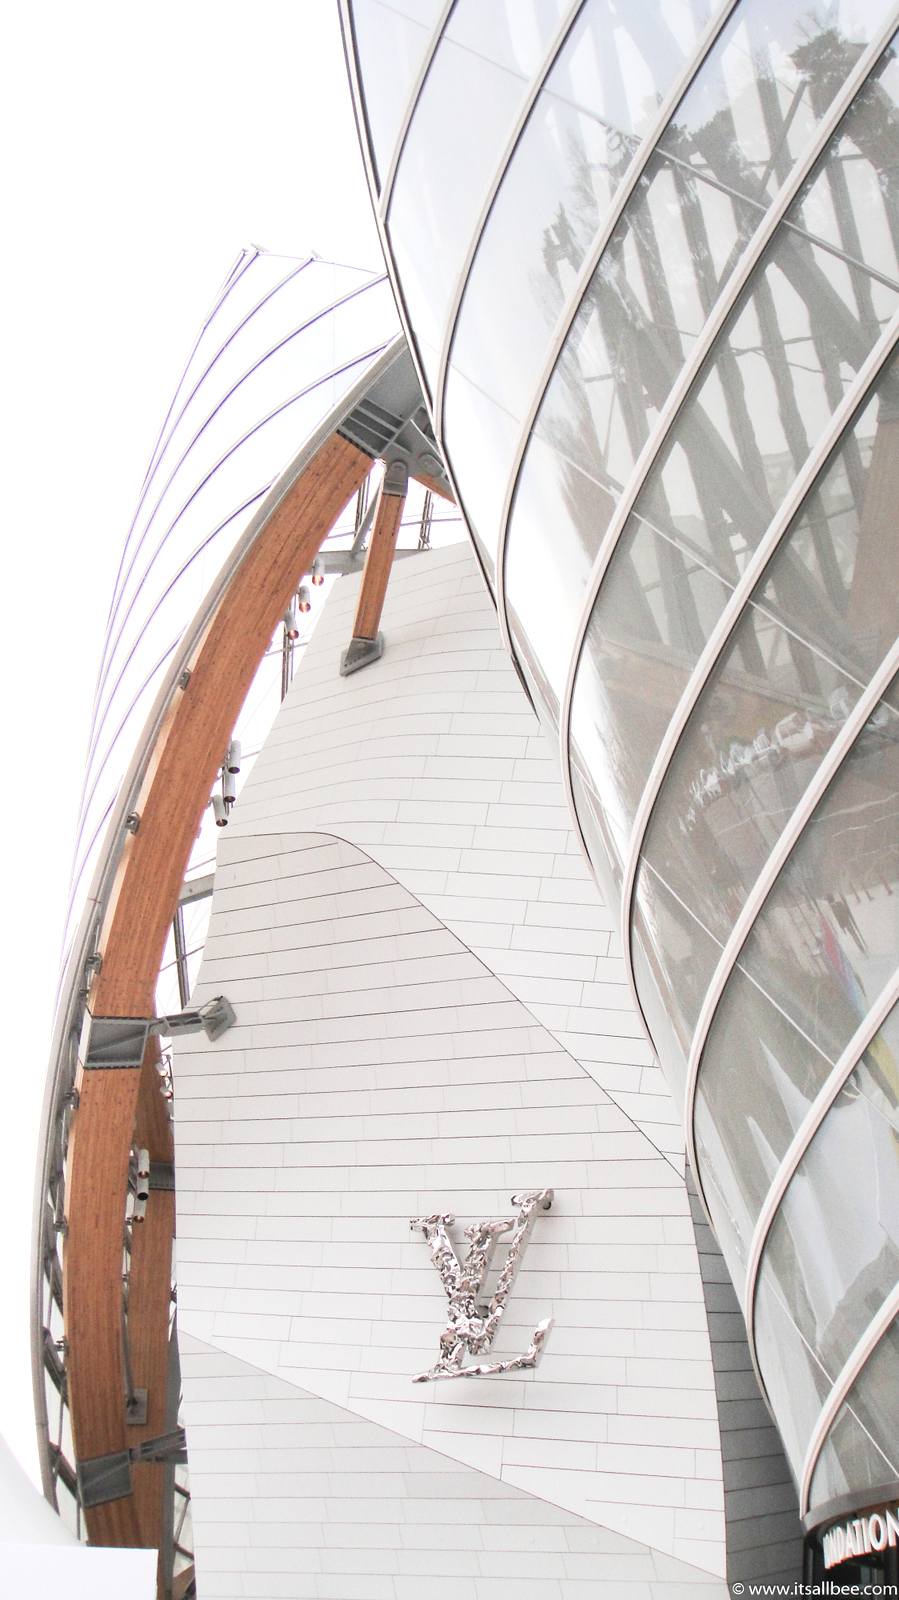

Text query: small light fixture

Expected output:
[222,767,237,805]
[283,607,299,640]
[311,557,325,586]
[212,794,229,827]
[297,585,311,613]
[133,1149,150,1224]
[225,739,241,773]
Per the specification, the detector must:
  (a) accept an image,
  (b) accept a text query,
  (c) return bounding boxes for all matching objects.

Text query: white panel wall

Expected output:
[180,1328,727,1600]
[175,826,725,1577]
[173,547,730,1593]
[228,544,681,1161]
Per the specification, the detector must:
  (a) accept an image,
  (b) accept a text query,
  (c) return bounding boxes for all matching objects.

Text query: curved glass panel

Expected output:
[444,0,708,561]
[639,361,899,1025]
[808,1318,899,1515]
[630,909,690,1113]
[569,740,624,904]
[754,1255,834,1468]
[64,253,400,965]
[759,1074,899,1384]
[349,0,444,189]
[569,34,895,838]
[387,0,569,389]
[570,537,732,839]
[692,688,899,1275]
[511,12,899,707]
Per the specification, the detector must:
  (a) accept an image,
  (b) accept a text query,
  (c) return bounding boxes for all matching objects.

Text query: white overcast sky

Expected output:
[0,1,384,1483]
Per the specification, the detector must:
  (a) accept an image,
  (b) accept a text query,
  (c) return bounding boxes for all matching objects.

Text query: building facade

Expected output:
[31,249,458,1594]
[32,0,899,1593]
[339,0,899,1581]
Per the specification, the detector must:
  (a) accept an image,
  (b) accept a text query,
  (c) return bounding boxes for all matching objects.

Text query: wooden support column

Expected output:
[63,433,371,1553]
[128,1049,176,1590]
[340,459,407,675]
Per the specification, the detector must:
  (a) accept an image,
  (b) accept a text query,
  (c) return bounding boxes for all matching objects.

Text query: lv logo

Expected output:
[410,1188,554,1382]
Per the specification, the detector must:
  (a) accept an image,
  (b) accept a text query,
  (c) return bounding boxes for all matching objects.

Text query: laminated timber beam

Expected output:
[63,433,371,1559]
[340,459,407,675]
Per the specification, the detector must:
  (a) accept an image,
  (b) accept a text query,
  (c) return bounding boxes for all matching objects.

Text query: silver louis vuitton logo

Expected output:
[410,1188,554,1382]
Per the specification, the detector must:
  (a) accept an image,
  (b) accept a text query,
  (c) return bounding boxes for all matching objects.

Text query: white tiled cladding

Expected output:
[174,826,726,1579]
[227,541,681,1162]
[179,1329,728,1600]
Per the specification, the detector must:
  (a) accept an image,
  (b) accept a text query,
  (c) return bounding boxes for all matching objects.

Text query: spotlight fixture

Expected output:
[222,766,237,805]
[311,557,325,586]
[133,1149,150,1224]
[297,585,311,613]
[212,794,228,827]
[225,739,241,773]
[283,607,299,640]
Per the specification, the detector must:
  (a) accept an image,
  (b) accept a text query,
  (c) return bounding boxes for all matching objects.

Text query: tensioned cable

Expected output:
[71,333,408,981]
[97,273,387,702]
[101,249,309,655]
[377,0,458,217]
[492,0,742,670]
[744,960,899,1420]
[431,0,588,435]
[682,628,899,1302]
[75,488,271,843]
[800,1279,899,1517]
[555,6,899,949]
[84,339,392,781]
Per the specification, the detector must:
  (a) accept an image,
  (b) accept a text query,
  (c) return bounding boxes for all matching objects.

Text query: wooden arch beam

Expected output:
[63,433,370,1554]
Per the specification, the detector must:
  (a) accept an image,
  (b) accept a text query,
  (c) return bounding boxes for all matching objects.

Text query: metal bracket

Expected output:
[126,1387,148,1426]
[76,1425,187,1507]
[77,1450,133,1508]
[83,997,236,1067]
[339,632,384,676]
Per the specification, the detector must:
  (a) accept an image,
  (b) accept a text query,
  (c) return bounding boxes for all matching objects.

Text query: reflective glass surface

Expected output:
[808,1318,899,1513]
[630,909,690,1113]
[694,692,899,1268]
[730,686,899,1055]
[754,1254,834,1468]
[388,0,570,390]
[759,1044,899,1392]
[64,252,400,966]
[537,18,895,716]
[638,362,899,1040]
[349,0,444,188]
[445,0,708,562]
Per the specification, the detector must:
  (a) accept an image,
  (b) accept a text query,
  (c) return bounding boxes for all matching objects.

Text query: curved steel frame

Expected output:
[556,10,899,922]
[800,1280,899,1517]
[683,628,899,1245]
[618,308,899,1034]
[31,333,442,1552]
[744,962,899,1410]
[342,0,899,1535]
[488,0,741,673]
[377,0,457,212]
[338,0,517,680]
[430,0,587,436]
